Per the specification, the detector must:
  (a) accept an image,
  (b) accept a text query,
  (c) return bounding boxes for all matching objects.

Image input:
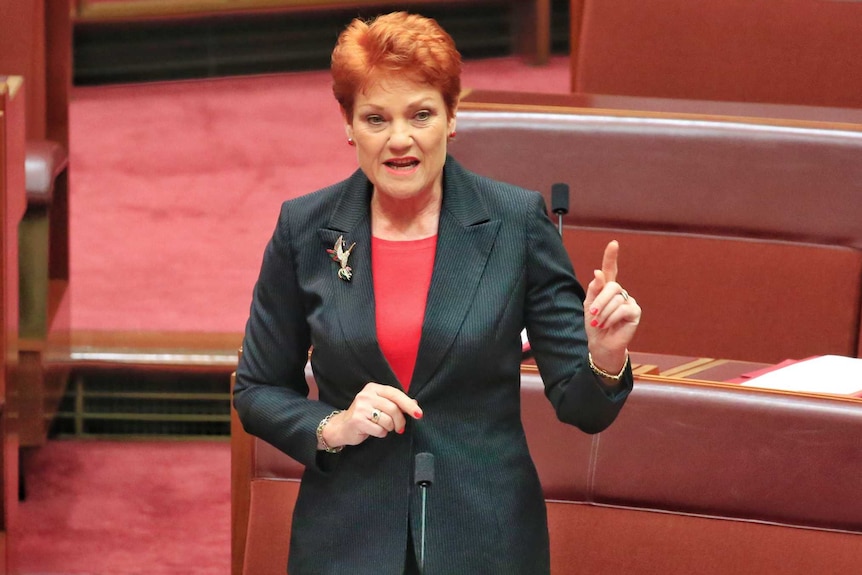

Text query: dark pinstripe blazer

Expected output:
[234,156,632,575]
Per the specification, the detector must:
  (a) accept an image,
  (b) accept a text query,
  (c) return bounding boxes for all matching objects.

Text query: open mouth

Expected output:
[384,158,419,170]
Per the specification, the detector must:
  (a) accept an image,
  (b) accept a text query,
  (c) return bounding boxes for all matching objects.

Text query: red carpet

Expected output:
[17,439,230,575]
[68,56,570,333]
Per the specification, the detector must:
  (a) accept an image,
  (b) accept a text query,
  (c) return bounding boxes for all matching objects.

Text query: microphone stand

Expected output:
[414,452,435,573]
[555,210,566,236]
[419,482,428,569]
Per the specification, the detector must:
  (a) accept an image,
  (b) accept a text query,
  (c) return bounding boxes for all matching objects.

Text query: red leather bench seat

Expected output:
[449,97,862,363]
[450,106,862,249]
[573,0,862,109]
[234,368,862,574]
[522,373,862,531]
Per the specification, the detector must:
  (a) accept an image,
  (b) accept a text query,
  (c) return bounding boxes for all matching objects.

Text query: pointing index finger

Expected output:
[602,240,620,283]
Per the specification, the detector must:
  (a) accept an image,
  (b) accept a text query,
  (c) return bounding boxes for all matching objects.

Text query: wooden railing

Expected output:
[0,75,27,575]
[73,0,553,65]
[0,0,73,450]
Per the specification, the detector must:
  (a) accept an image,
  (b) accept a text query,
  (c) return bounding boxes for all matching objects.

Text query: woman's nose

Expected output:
[388,121,413,147]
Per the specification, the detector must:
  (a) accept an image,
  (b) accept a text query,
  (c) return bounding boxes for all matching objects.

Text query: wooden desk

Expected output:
[522,351,770,385]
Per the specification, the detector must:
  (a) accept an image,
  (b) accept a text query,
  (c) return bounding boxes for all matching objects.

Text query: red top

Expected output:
[372,235,437,391]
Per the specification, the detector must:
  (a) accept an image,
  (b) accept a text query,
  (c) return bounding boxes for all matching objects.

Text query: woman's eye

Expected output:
[367,115,384,125]
[415,110,431,121]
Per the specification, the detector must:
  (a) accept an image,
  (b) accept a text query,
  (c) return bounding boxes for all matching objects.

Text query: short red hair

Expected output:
[331,12,462,120]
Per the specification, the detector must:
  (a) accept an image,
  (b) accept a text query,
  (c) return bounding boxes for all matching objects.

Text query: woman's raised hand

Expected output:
[583,240,641,375]
[321,382,423,450]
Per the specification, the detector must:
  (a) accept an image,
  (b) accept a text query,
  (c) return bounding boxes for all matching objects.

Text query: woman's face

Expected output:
[346,75,456,205]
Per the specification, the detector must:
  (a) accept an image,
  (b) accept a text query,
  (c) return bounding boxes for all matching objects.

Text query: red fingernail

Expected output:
[590,319,599,327]
[414,411,423,419]
[589,307,598,315]
[397,428,405,434]
[599,322,606,329]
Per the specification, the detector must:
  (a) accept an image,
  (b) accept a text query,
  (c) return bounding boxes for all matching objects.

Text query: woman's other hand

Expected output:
[583,240,642,374]
[320,383,423,450]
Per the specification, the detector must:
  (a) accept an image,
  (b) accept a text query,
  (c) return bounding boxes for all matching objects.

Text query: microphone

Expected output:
[414,452,435,572]
[551,182,569,237]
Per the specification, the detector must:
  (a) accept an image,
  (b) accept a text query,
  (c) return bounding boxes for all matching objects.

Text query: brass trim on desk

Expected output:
[632,363,660,376]
[661,357,717,378]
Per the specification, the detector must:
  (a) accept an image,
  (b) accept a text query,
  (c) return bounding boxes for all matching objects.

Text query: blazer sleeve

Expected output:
[233,201,337,468]
[523,193,632,434]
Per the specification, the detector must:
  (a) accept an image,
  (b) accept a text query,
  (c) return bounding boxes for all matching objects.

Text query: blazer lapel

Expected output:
[318,170,399,387]
[410,159,501,393]
[317,160,501,393]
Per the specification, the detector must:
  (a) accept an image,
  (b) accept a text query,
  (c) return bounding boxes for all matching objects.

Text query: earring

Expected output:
[448,131,457,140]
[347,137,355,146]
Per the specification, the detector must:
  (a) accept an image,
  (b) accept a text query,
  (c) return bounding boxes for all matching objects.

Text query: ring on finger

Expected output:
[619,289,630,302]
[371,409,381,424]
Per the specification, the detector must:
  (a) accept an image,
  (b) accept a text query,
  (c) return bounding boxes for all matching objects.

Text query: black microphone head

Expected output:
[551,183,570,215]
[414,452,435,486]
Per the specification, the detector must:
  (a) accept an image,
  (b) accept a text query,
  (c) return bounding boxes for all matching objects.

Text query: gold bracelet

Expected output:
[316,410,343,453]
[588,352,630,382]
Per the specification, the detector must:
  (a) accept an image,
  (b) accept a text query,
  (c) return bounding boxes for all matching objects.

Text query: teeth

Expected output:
[387,160,417,168]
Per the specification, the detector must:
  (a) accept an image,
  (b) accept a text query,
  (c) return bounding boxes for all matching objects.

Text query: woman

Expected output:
[233,11,641,574]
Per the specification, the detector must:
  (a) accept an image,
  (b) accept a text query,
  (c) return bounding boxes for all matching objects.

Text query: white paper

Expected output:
[740,355,862,395]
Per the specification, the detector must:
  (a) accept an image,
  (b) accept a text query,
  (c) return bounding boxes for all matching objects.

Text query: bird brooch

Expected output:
[327,235,356,281]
